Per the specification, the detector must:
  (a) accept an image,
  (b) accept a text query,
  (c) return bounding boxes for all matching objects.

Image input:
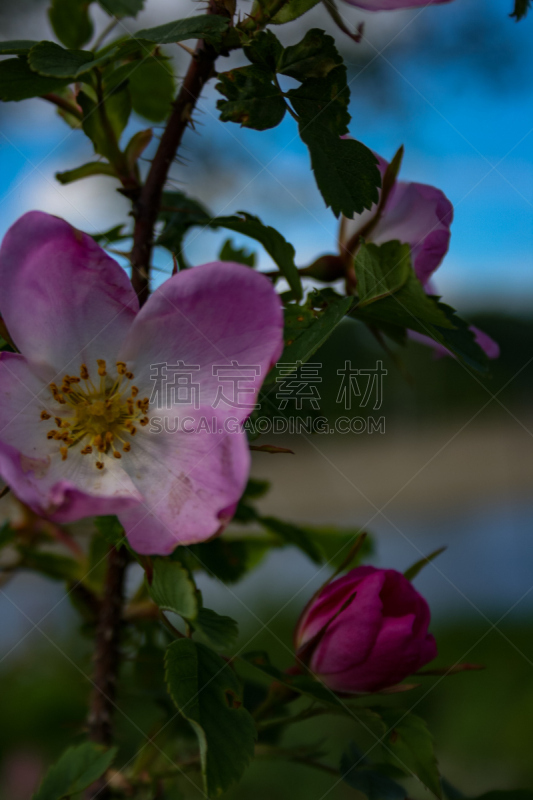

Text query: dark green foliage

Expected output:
[511,0,531,18]
[48,0,94,50]
[216,65,286,130]
[135,15,230,45]
[32,742,116,800]
[165,639,256,796]
[28,41,95,79]
[0,58,70,101]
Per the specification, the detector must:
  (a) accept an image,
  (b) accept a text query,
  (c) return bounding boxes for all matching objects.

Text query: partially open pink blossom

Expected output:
[294,566,437,693]
[341,0,454,10]
[0,212,283,554]
[341,151,499,360]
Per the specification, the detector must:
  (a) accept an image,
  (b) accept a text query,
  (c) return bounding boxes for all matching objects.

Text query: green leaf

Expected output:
[136,15,230,45]
[266,294,353,382]
[157,190,212,260]
[148,558,199,619]
[33,742,116,800]
[193,607,239,650]
[78,84,131,158]
[211,213,302,300]
[511,0,531,18]
[403,546,446,581]
[341,744,406,800]
[219,238,256,267]
[94,515,125,546]
[0,40,38,55]
[353,268,453,332]
[258,516,324,564]
[474,793,533,800]
[353,271,489,371]
[244,30,284,71]
[285,64,380,217]
[48,0,94,50]
[300,126,380,218]
[98,0,144,17]
[278,29,342,81]
[165,639,256,796]
[0,521,16,548]
[128,56,175,122]
[28,41,94,79]
[55,161,117,184]
[287,65,351,134]
[355,241,412,306]
[380,711,441,799]
[186,538,250,584]
[216,65,286,131]
[271,0,322,23]
[18,548,81,582]
[303,525,371,569]
[0,58,71,101]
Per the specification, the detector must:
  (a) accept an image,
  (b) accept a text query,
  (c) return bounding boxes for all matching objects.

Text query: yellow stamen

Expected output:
[97,359,107,377]
[95,461,104,470]
[116,362,126,375]
[40,410,51,421]
[80,364,89,380]
[60,446,68,461]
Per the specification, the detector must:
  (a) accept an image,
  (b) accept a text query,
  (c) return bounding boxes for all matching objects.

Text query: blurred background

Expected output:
[0,0,533,797]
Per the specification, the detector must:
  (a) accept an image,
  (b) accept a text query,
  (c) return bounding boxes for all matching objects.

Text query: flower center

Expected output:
[41,360,150,470]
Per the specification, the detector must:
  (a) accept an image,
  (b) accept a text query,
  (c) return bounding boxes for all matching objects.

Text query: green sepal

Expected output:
[55,161,118,184]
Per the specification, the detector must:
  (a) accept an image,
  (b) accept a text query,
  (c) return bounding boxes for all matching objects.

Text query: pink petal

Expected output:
[371,180,453,285]
[309,570,387,675]
[0,352,142,520]
[117,407,251,554]
[119,262,284,423]
[295,565,377,647]
[0,212,138,381]
[323,615,436,693]
[409,325,500,360]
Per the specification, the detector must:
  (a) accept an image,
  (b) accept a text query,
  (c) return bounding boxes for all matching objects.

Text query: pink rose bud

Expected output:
[294,566,437,693]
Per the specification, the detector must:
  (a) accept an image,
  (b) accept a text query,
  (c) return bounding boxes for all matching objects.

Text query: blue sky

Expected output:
[0,0,531,311]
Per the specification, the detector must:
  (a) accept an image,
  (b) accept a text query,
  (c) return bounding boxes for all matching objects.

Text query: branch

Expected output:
[129,1,230,306]
[85,544,129,799]
[42,93,83,120]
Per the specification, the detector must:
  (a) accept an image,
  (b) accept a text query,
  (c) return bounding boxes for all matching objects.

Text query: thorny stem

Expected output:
[129,0,231,305]
[86,545,129,799]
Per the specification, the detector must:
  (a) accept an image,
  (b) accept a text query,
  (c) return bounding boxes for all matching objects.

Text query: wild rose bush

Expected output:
[0,0,528,798]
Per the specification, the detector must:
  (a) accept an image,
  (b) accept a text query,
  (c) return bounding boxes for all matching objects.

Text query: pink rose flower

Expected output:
[342,0,454,10]
[341,151,499,360]
[294,566,437,693]
[0,212,283,555]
